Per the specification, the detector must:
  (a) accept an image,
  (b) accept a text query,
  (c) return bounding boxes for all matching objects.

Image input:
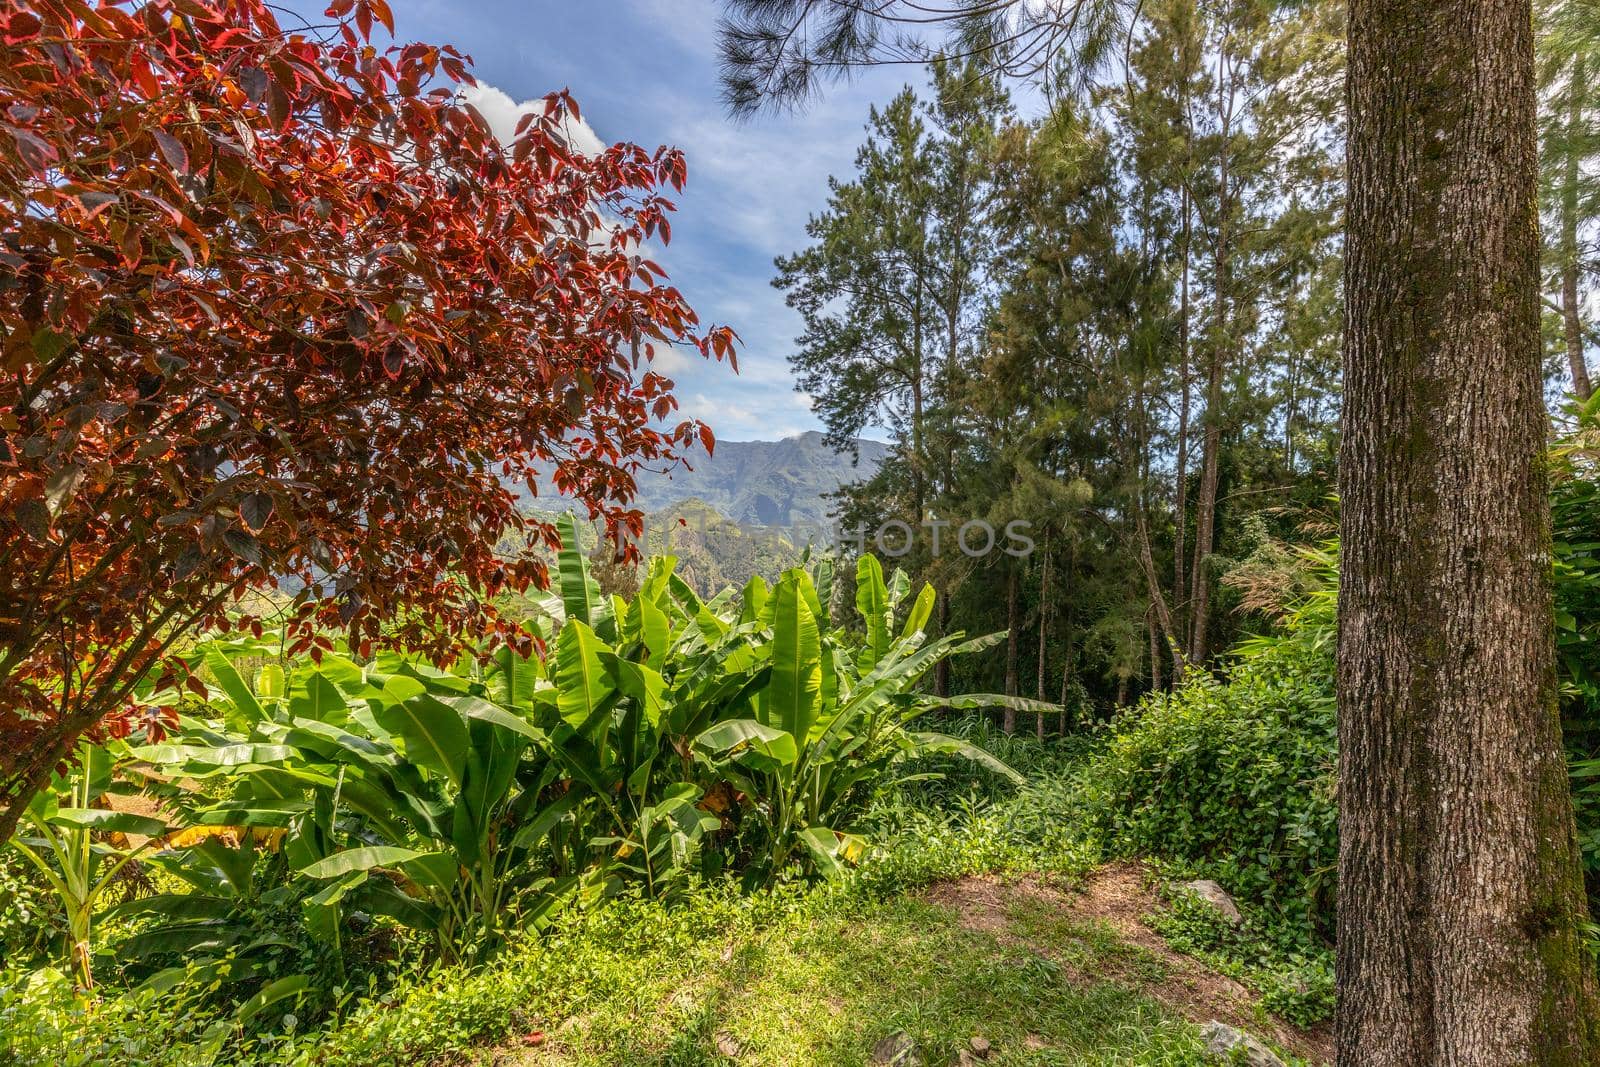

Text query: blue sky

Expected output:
[283,1,921,441]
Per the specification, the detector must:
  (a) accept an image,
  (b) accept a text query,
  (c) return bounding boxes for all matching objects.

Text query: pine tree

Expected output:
[1539,0,1600,399]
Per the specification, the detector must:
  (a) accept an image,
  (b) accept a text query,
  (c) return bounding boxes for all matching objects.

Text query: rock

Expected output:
[969,1035,992,1059]
[1200,1021,1285,1067]
[714,1030,742,1059]
[1182,879,1244,926]
[871,1031,922,1065]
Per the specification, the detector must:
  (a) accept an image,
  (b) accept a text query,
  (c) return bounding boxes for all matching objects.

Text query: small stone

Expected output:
[1200,1021,1285,1067]
[871,1031,922,1065]
[1182,879,1244,926]
[969,1035,992,1058]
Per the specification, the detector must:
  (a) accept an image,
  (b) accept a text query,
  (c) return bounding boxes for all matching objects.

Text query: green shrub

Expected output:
[1145,878,1334,1027]
[0,851,64,967]
[1082,560,1338,936]
[0,964,235,1067]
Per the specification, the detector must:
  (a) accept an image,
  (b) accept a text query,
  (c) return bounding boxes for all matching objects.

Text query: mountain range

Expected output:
[629,431,889,528]
[519,431,890,530]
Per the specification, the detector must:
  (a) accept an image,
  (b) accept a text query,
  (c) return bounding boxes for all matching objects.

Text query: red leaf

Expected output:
[4,11,41,43]
[369,0,395,34]
[8,126,57,174]
[153,130,189,174]
[240,492,274,533]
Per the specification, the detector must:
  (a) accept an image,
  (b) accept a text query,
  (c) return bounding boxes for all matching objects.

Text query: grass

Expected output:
[493,889,1211,1067]
[2,722,1327,1066]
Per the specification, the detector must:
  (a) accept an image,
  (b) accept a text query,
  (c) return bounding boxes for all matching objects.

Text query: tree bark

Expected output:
[1174,183,1193,617]
[1003,564,1019,734]
[1036,534,1050,738]
[1058,539,1076,736]
[1189,46,1235,667]
[1188,354,1222,664]
[1339,1,1600,1061]
[1147,606,1163,694]
[935,596,951,698]
[1131,380,1188,680]
[1560,57,1594,401]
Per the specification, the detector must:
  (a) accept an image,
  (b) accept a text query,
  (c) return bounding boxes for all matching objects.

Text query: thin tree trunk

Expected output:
[1147,606,1163,694]
[1562,257,1592,400]
[1057,654,1071,734]
[1339,1,1599,1061]
[1134,496,1187,680]
[1003,565,1019,734]
[1132,385,1188,680]
[1284,332,1299,469]
[911,255,927,523]
[1561,57,1594,400]
[1190,48,1234,667]
[1174,184,1193,616]
[1188,314,1222,665]
[1036,533,1050,739]
[1058,539,1076,736]
[935,596,950,698]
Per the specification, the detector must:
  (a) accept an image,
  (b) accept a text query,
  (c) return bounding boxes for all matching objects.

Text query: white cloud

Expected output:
[675,389,810,442]
[650,344,695,375]
[458,81,605,156]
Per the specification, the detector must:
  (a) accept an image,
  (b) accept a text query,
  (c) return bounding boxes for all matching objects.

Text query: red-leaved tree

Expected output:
[0,0,736,840]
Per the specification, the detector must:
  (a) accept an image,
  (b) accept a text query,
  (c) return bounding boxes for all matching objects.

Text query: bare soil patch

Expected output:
[924,862,1333,1064]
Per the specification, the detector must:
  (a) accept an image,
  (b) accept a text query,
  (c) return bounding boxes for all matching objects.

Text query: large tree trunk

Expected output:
[1339,1,1599,1061]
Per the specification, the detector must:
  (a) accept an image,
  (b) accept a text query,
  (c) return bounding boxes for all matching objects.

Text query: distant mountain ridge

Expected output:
[516,431,887,529]
[630,431,888,528]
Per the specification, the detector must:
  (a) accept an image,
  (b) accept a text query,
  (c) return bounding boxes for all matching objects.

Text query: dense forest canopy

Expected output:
[780,0,1346,713]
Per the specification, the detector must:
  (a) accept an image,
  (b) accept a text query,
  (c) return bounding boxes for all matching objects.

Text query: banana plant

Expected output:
[107,835,326,1019]
[135,644,569,965]
[693,555,1040,883]
[508,525,739,895]
[129,523,1045,970]
[9,742,169,991]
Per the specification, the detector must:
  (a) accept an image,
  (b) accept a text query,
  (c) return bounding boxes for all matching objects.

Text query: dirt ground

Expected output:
[923,861,1333,1064]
